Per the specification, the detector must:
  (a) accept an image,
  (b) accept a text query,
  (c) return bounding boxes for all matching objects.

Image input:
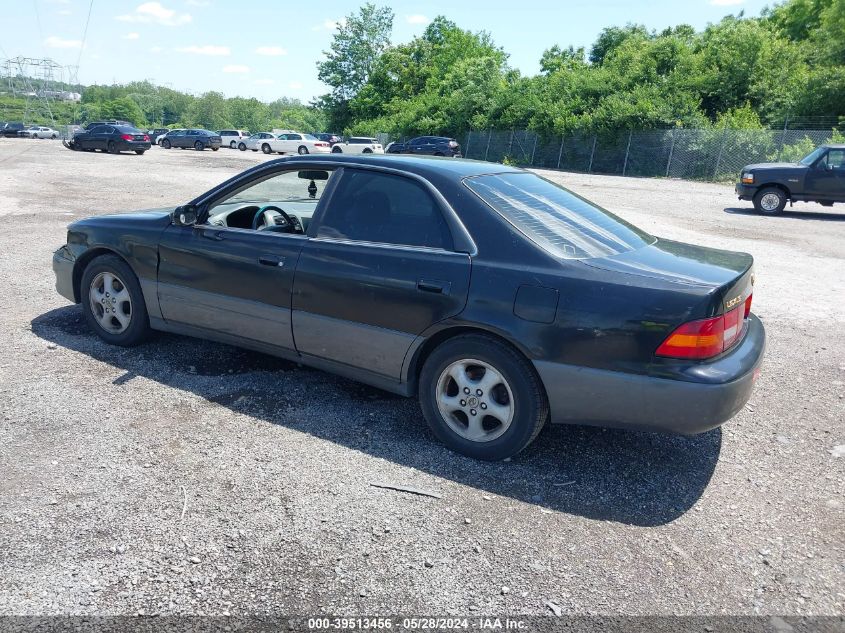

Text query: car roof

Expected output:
[823,144,845,149]
[267,154,524,179]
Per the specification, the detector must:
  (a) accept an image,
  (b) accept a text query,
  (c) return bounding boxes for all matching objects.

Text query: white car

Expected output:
[238,131,332,155]
[26,126,59,139]
[218,129,250,149]
[331,137,385,154]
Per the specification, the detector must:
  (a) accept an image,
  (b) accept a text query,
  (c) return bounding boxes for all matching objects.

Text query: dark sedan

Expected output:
[160,129,221,151]
[65,124,151,154]
[52,155,765,460]
[387,135,461,157]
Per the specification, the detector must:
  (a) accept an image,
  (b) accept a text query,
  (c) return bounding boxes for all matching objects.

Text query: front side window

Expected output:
[465,172,654,260]
[827,149,845,169]
[206,169,335,231]
[287,133,302,140]
[799,147,827,166]
[317,170,452,250]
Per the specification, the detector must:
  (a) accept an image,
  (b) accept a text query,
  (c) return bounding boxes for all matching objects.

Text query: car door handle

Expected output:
[259,254,285,267]
[200,229,225,241]
[417,279,450,295]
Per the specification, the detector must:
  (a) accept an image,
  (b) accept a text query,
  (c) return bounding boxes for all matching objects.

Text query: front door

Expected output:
[157,167,336,350]
[806,148,845,200]
[292,168,471,381]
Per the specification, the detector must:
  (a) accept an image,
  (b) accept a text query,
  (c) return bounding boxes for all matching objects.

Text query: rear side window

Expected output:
[465,172,653,259]
[317,170,452,250]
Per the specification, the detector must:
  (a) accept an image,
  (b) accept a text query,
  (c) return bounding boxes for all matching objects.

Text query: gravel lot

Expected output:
[0,138,842,617]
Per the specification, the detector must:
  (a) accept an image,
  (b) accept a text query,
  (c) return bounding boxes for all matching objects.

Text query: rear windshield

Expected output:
[464,172,654,259]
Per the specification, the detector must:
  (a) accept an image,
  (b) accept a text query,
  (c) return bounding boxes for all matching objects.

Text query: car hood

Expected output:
[70,208,175,229]
[743,162,801,171]
[585,238,752,288]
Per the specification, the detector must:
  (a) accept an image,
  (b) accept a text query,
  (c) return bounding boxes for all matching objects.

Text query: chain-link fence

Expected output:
[461,128,842,181]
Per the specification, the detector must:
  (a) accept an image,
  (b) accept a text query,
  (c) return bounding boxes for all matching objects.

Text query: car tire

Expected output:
[230,141,236,149]
[51,134,56,139]
[419,334,548,460]
[332,146,342,153]
[162,139,171,149]
[135,150,145,155]
[107,141,118,154]
[194,141,205,151]
[238,142,246,151]
[753,186,787,215]
[80,255,149,347]
[262,143,273,154]
[363,148,372,154]
[212,147,218,151]
[298,145,309,155]
[434,152,445,156]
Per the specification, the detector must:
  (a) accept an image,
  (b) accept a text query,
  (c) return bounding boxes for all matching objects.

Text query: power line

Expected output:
[76,0,94,75]
[32,0,44,51]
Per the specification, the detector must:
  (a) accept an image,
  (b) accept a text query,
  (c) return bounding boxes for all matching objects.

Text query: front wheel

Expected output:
[419,334,548,460]
[332,146,342,153]
[753,187,787,215]
[80,255,149,347]
[135,150,145,155]
[211,147,218,151]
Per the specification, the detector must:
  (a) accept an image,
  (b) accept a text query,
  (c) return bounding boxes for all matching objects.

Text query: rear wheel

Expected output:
[434,151,445,156]
[262,143,272,154]
[419,334,548,460]
[194,141,205,151]
[332,146,342,153]
[80,255,149,347]
[363,148,373,154]
[230,141,236,149]
[211,147,218,151]
[238,142,246,151]
[107,141,117,154]
[135,150,145,155]
[753,187,787,215]
[298,145,309,155]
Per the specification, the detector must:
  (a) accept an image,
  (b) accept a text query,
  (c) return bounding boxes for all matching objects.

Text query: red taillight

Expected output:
[121,134,133,141]
[143,134,150,141]
[656,303,748,360]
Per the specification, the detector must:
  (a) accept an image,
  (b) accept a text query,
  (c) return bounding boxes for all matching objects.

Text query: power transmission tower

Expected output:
[2,56,65,125]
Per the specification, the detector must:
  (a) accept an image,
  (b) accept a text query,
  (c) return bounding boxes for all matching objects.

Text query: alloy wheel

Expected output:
[436,358,515,442]
[89,272,132,334]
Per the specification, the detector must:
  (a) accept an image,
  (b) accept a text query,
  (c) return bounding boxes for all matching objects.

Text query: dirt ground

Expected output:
[0,137,842,617]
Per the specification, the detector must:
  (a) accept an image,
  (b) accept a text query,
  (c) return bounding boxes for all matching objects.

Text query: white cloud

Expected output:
[709,0,744,5]
[44,36,83,49]
[116,2,192,26]
[313,18,346,31]
[254,78,275,85]
[176,44,230,56]
[255,46,287,56]
[222,64,250,73]
[123,32,140,40]
[406,14,429,25]
[288,81,303,90]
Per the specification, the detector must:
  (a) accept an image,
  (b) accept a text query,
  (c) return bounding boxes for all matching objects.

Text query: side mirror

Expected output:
[173,205,198,226]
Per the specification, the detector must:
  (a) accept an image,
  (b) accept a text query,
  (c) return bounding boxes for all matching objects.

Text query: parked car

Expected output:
[83,120,133,130]
[156,129,182,145]
[736,144,845,214]
[218,129,250,149]
[1,122,25,137]
[331,137,385,154]
[160,129,221,151]
[314,133,342,146]
[238,132,275,152]
[147,128,169,144]
[23,126,59,139]
[52,155,765,460]
[386,136,461,157]
[65,124,151,154]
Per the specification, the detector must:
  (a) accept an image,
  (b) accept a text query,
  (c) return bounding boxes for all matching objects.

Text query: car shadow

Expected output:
[724,206,845,221]
[31,306,722,527]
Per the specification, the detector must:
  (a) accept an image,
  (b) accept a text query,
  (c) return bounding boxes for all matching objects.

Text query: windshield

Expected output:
[464,172,654,260]
[799,147,827,166]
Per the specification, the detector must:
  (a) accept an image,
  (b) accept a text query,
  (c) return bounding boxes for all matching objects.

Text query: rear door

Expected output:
[292,168,471,381]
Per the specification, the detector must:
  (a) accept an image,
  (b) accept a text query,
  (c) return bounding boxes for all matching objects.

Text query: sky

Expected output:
[0,0,774,103]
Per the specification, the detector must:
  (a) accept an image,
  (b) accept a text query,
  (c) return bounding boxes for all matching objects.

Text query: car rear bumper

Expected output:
[735,183,757,200]
[118,140,152,151]
[534,314,766,435]
[52,247,76,303]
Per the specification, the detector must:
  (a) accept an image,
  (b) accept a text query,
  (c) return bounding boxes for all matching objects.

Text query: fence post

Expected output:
[530,134,538,166]
[508,129,514,158]
[714,123,728,179]
[622,130,632,176]
[484,129,492,162]
[776,116,789,161]
[588,136,597,173]
[556,135,564,169]
[665,130,676,177]
[464,131,471,158]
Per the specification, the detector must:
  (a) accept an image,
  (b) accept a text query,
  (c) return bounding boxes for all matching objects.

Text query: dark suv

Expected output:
[160,129,221,151]
[386,136,461,157]
[736,144,845,214]
[1,122,25,138]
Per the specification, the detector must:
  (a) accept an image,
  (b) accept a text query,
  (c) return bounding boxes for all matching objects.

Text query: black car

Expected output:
[314,133,342,146]
[65,124,151,154]
[1,122,25,138]
[387,136,461,157]
[160,129,222,151]
[736,144,845,214]
[83,120,134,130]
[52,155,765,460]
